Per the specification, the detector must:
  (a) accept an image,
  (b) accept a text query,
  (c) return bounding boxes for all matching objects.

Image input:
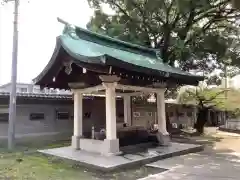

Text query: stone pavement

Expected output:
[141,133,240,180]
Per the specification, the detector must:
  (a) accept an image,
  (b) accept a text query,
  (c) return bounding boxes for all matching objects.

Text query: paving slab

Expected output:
[145,150,240,180]
[141,171,237,180]
[38,142,203,171]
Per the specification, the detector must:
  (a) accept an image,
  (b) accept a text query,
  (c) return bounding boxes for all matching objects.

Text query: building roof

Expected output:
[0,92,72,100]
[61,27,196,77]
[0,92,121,100]
[0,92,194,106]
[34,19,204,89]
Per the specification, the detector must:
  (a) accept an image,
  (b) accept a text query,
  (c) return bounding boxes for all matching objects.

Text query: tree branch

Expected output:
[109,0,133,22]
[193,0,231,23]
[184,14,223,45]
[130,1,154,38]
[178,1,196,40]
[163,0,174,24]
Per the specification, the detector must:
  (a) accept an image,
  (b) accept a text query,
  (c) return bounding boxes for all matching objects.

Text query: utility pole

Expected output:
[223,58,231,126]
[224,64,228,98]
[224,64,228,125]
[7,0,19,150]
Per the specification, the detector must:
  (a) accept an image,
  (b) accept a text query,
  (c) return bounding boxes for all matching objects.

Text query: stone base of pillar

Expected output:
[156,132,171,146]
[71,136,81,150]
[102,139,122,156]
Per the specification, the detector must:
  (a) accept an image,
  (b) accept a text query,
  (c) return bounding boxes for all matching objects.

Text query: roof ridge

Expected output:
[57,18,161,59]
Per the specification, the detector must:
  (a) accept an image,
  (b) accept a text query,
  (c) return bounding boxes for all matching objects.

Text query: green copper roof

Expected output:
[61,34,180,76]
[34,19,204,87]
[59,23,201,79]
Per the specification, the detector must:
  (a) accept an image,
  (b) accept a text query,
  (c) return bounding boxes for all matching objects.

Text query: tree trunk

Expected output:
[195,107,209,134]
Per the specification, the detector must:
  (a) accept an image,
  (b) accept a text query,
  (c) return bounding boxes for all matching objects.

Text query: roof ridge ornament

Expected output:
[63,25,79,40]
[58,17,79,40]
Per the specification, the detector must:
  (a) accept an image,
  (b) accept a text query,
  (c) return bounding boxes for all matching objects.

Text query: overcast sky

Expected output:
[0,0,93,85]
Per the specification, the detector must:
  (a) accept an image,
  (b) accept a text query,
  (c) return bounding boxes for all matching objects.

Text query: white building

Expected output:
[0,83,71,94]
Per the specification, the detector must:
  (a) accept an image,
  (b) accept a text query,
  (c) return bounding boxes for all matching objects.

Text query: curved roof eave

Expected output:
[33,37,62,85]
[33,37,109,85]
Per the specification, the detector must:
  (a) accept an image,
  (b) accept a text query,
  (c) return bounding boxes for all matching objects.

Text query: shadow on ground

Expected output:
[144,129,240,180]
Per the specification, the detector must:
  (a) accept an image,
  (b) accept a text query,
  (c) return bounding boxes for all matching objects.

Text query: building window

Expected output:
[0,113,8,123]
[30,113,45,121]
[20,88,28,93]
[57,112,70,120]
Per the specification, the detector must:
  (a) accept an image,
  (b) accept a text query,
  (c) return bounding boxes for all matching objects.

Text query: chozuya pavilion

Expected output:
[34,19,204,156]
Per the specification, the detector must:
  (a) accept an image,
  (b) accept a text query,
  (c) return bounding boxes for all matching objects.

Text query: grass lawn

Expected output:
[0,140,163,180]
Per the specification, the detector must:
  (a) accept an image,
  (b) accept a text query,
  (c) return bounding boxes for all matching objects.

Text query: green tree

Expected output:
[179,84,240,133]
[87,0,240,73]
[177,82,225,133]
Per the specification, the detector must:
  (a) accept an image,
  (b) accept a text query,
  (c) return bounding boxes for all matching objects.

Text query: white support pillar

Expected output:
[156,89,171,146]
[124,96,131,126]
[101,79,121,156]
[105,82,117,140]
[157,89,169,135]
[72,91,83,150]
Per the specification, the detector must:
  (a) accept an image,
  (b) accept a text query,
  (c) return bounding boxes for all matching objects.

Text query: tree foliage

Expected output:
[177,82,225,109]
[177,82,240,113]
[87,0,240,73]
[177,82,226,133]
